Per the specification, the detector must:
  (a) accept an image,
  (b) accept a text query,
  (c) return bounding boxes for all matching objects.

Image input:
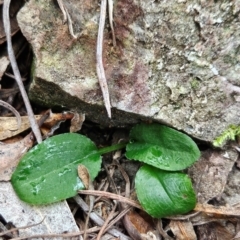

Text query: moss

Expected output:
[190,78,200,89]
[213,125,240,147]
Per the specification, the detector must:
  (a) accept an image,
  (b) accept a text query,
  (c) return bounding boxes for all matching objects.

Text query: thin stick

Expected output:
[156,219,174,240]
[96,200,118,240]
[105,205,132,233]
[165,211,200,221]
[0,218,45,237]
[74,195,131,240]
[57,0,78,38]
[0,99,21,130]
[96,0,111,118]
[3,0,42,143]
[0,87,20,98]
[114,160,130,198]
[11,226,100,240]
[78,190,142,210]
[108,0,116,46]
[57,0,67,23]
[65,8,78,39]
[103,162,118,194]
[78,165,95,240]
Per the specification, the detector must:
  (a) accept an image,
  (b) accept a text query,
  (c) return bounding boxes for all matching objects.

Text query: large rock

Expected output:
[17,0,240,142]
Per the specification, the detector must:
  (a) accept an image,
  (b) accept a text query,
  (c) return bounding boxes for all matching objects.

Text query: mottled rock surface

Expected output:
[17,0,240,142]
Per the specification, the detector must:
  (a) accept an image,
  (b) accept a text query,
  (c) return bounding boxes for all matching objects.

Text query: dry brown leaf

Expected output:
[40,111,70,136]
[0,115,45,140]
[194,203,240,217]
[36,111,85,135]
[70,112,85,133]
[78,164,90,189]
[196,222,235,240]
[188,149,238,203]
[0,100,21,130]
[0,111,84,140]
[123,210,155,240]
[0,56,9,78]
[0,132,34,181]
[169,220,197,240]
[190,212,224,226]
[0,116,40,140]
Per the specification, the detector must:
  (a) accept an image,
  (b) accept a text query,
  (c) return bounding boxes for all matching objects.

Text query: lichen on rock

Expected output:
[17,0,240,143]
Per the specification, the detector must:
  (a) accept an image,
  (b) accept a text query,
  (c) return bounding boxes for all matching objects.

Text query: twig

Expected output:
[96,0,111,118]
[65,8,78,39]
[0,87,20,98]
[5,72,26,81]
[100,161,135,238]
[0,99,21,130]
[105,205,131,232]
[78,165,95,240]
[234,146,240,152]
[156,219,174,240]
[103,162,118,194]
[0,218,45,237]
[11,226,100,240]
[165,211,200,221]
[108,0,116,46]
[78,190,142,210]
[115,160,138,239]
[56,0,78,38]
[96,200,118,240]
[3,0,42,143]
[114,160,130,199]
[56,0,67,23]
[74,195,131,240]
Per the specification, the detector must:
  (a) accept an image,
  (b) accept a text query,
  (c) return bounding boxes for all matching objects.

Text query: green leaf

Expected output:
[11,133,101,205]
[135,165,196,218]
[126,123,200,171]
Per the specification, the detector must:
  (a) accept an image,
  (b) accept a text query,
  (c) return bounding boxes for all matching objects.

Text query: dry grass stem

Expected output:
[0,100,21,130]
[166,211,200,221]
[96,0,111,118]
[56,0,67,23]
[10,226,100,240]
[105,205,132,232]
[3,0,42,143]
[57,0,78,38]
[0,218,45,237]
[157,219,174,240]
[108,0,116,46]
[96,200,118,240]
[65,8,78,39]
[103,163,118,193]
[74,195,131,240]
[78,190,142,210]
[114,160,130,198]
[78,165,95,240]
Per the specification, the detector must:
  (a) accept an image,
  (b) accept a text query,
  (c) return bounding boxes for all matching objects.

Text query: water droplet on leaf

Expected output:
[58,167,72,177]
[150,146,162,158]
